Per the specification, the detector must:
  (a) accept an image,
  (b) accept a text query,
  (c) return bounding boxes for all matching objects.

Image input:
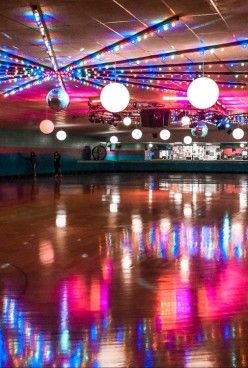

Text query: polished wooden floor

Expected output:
[0,173,248,367]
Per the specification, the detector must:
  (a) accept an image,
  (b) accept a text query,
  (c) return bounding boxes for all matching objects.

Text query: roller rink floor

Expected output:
[0,173,248,367]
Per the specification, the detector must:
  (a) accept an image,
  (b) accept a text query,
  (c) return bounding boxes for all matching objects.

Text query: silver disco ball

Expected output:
[46,88,70,111]
[191,121,208,138]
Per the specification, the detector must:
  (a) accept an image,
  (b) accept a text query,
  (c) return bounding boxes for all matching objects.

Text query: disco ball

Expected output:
[191,121,208,137]
[46,88,70,111]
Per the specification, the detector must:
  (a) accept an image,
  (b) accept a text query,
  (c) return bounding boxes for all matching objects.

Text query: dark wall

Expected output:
[0,129,148,176]
[0,129,99,176]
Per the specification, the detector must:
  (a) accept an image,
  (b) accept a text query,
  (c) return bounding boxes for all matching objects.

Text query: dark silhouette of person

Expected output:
[54,151,62,178]
[30,152,37,177]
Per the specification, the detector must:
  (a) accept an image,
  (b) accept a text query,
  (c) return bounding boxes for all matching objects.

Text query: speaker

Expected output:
[141,109,170,128]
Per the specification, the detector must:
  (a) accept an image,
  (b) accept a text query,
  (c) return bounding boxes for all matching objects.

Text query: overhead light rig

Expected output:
[0,5,246,116]
[31,4,65,89]
[61,15,180,71]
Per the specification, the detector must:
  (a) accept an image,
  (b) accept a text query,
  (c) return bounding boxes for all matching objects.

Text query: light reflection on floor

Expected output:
[0,173,248,367]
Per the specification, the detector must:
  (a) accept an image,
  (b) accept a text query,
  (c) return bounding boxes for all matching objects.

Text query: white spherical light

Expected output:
[232,128,244,140]
[100,82,130,112]
[184,135,192,145]
[160,129,171,140]
[39,119,54,134]
[123,116,132,126]
[56,130,67,141]
[181,115,191,126]
[131,129,142,140]
[187,77,219,109]
[110,135,118,144]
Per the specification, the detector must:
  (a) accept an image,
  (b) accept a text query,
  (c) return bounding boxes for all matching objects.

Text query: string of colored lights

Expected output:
[31,5,65,89]
[97,71,248,76]
[68,75,103,89]
[3,75,49,97]
[88,70,248,84]
[87,75,187,93]
[105,74,247,86]
[0,49,47,70]
[83,39,248,69]
[61,15,180,71]
[0,3,245,114]
[93,74,246,91]
[86,59,248,72]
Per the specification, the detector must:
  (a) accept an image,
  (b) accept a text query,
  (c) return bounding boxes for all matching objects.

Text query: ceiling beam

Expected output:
[84,39,248,68]
[60,15,180,71]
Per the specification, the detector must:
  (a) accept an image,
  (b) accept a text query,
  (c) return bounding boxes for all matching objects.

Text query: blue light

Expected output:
[224,322,231,340]
[116,325,124,343]
[144,349,153,368]
[90,324,98,342]
[172,225,180,257]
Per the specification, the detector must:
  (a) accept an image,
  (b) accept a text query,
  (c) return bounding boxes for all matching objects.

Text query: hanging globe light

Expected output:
[160,129,171,140]
[110,135,118,144]
[232,127,244,140]
[181,115,191,126]
[56,130,67,141]
[184,136,192,145]
[123,116,132,126]
[191,121,208,137]
[187,77,219,109]
[131,129,142,140]
[100,82,130,113]
[46,88,70,111]
[39,119,54,134]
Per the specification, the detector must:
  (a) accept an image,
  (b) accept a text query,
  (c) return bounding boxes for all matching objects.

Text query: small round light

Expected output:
[56,130,67,141]
[187,77,219,109]
[39,119,54,134]
[160,129,171,140]
[100,82,130,112]
[110,135,118,144]
[232,128,244,140]
[131,129,142,140]
[184,136,192,145]
[123,116,132,126]
[181,115,191,126]
[148,143,153,148]
[240,143,245,148]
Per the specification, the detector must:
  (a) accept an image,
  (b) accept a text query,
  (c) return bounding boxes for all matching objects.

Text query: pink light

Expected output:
[162,96,188,101]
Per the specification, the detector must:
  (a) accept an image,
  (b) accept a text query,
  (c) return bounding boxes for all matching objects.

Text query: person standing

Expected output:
[54,151,62,178]
[30,152,37,177]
